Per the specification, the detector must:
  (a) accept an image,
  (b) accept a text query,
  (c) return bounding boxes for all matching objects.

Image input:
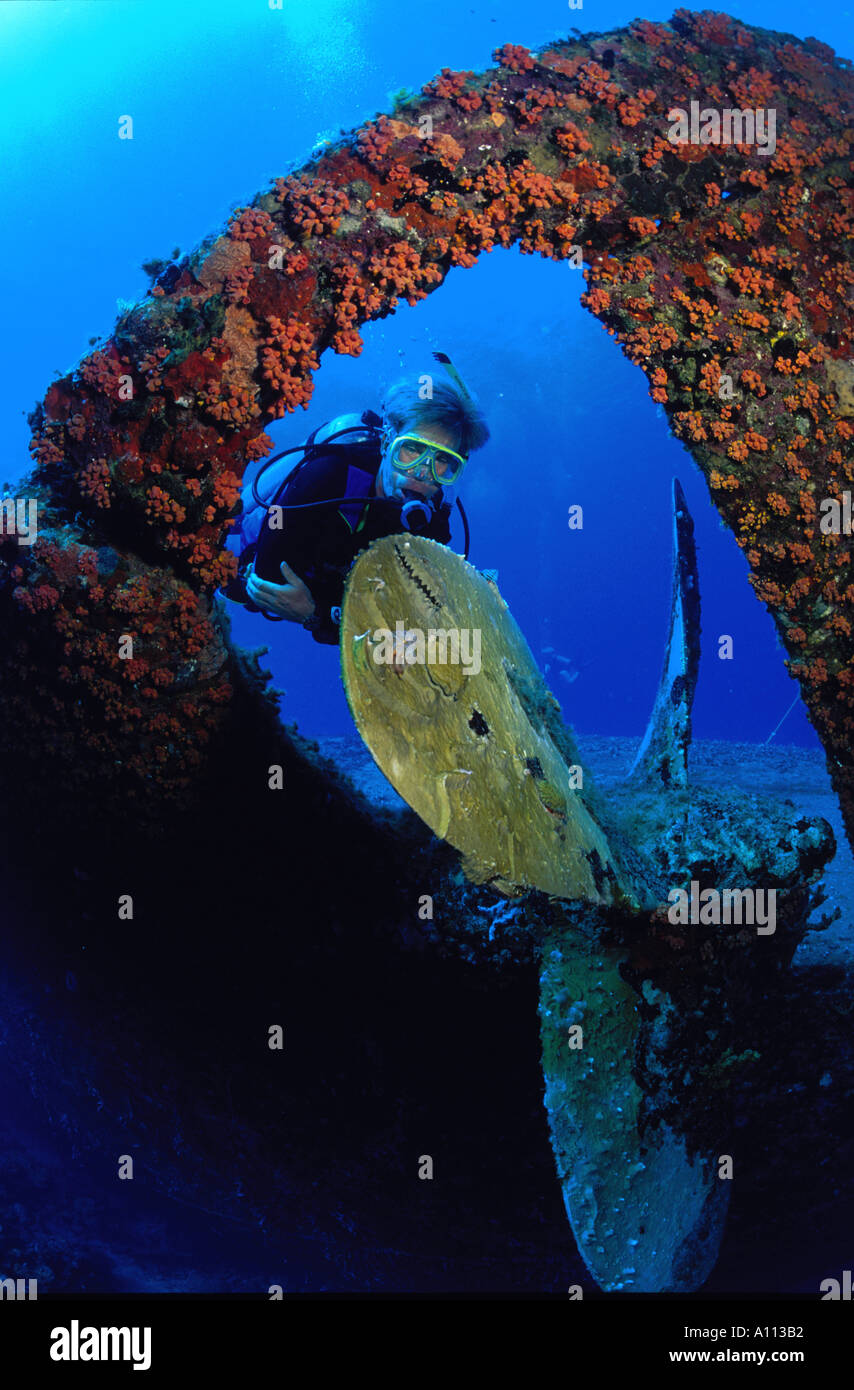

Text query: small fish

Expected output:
[541,646,592,684]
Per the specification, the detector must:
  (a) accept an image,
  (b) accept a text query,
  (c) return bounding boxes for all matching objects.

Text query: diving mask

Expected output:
[388,433,468,487]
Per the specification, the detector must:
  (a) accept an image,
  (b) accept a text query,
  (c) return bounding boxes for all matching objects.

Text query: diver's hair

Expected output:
[380,374,490,456]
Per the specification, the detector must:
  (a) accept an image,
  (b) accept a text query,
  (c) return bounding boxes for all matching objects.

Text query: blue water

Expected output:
[2,0,853,1304]
[3,0,852,745]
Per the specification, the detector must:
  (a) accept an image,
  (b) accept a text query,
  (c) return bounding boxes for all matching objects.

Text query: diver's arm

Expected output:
[246,561,339,641]
[245,560,316,621]
[249,453,341,619]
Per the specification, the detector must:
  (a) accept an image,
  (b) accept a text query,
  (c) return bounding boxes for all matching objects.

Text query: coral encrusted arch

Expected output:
[7,11,854,843]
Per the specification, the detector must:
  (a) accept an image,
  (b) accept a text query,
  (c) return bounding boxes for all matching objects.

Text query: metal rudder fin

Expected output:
[627,478,701,789]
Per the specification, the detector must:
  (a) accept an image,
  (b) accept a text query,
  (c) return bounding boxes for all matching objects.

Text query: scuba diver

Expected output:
[223,355,490,644]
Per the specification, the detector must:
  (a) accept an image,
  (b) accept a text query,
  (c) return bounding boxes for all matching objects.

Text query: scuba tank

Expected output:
[227,411,382,564]
[226,351,478,592]
[224,408,471,606]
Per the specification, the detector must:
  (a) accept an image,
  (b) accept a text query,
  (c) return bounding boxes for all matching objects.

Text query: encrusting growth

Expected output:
[4,11,852,840]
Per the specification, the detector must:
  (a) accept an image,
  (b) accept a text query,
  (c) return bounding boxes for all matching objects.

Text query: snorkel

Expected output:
[432,350,475,405]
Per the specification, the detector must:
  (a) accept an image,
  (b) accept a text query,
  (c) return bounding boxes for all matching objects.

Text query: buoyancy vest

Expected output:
[225,409,382,569]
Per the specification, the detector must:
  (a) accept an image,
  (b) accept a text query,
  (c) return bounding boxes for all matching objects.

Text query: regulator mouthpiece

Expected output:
[400,498,434,533]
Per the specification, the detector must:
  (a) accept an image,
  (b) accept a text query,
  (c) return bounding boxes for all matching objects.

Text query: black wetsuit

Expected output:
[251,415,453,645]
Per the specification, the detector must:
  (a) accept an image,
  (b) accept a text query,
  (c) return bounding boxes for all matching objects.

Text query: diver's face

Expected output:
[377,421,459,502]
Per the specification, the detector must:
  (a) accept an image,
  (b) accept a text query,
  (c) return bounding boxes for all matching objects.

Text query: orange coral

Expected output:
[260,316,319,411]
[628,216,658,238]
[78,456,112,509]
[275,174,349,236]
[493,43,534,72]
[367,241,443,306]
[145,486,186,526]
[332,327,364,357]
[740,369,767,396]
[576,60,622,109]
[554,123,593,157]
[228,207,278,242]
[224,262,254,305]
[79,348,125,396]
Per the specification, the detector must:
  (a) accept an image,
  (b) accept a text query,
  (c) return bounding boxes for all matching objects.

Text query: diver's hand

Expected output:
[246,560,316,621]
